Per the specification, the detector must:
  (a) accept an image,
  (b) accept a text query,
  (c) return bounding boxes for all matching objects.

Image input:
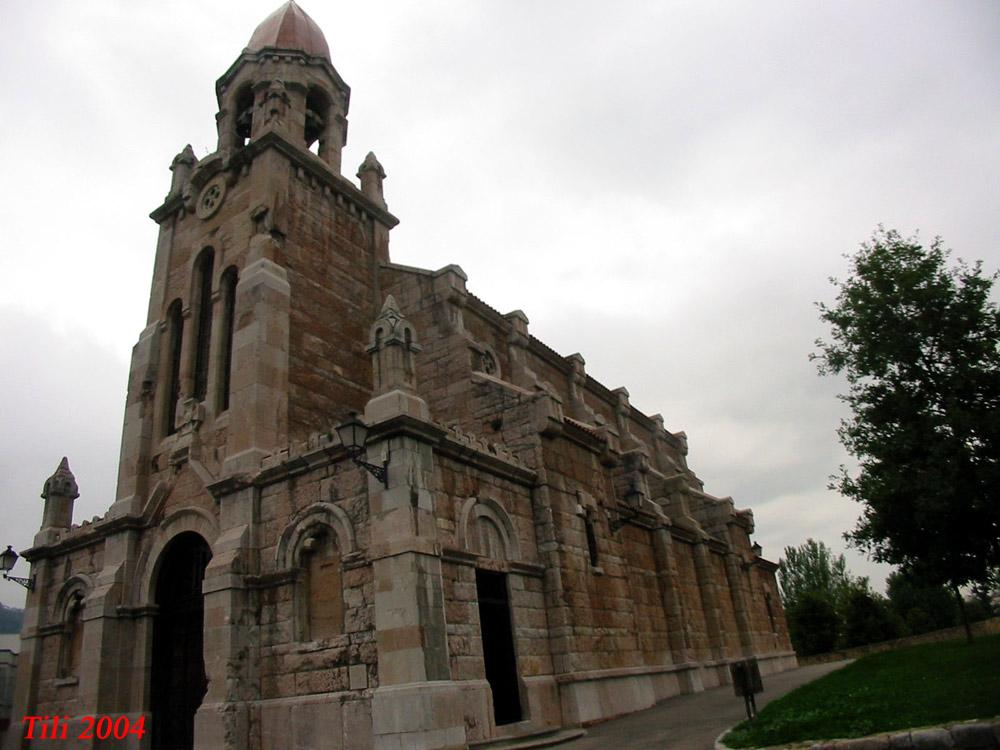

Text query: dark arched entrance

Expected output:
[150,532,212,750]
[476,569,522,725]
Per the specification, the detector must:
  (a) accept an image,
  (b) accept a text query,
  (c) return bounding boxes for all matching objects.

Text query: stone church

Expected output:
[9,3,794,749]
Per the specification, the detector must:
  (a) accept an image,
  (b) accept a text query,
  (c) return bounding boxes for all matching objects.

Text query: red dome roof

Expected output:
[247,1,330,60]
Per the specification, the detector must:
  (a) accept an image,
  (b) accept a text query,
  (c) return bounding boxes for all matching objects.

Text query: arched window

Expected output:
[234,85,254,147]
[165,299,184,435]
[297,528,343,641]
[59,592,85,677]
[304,88,329,155]
[192,249,215,402]
[218,266,238,412]
[473,515,507,561]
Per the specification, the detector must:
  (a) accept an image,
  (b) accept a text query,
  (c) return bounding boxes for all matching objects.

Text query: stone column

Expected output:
[319,104,347,174]
[76,532,139,737]
[112,324,160,518]
[223,229,290,476]
[692,541,726,661]
[364,298,467,750]
[6,556,50,750]
[195,513,257,750]
[651,526,690,663]
[505,310,543,391]
[724,550,755,657]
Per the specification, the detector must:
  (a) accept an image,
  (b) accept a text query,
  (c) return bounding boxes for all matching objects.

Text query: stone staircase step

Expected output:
[469,727,586,750]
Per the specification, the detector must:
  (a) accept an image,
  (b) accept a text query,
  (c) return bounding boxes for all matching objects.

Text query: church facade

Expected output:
[9,3,794,749]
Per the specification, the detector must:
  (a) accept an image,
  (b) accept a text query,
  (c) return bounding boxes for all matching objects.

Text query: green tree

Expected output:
[886,569,958,635]
[842,589,902,647]
[814,228,1000,640]
[786,591,841,656]
[778,538,864,613]
[0,603,23,634]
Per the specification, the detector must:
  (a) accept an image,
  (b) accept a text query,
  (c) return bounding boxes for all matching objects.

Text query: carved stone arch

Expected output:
[457,496,520,562]
[54,573,93,678]
[278,503,354,642]
[137,506,219,605]
[276,502,356,571]
[53,573,94,620]
[188,246,216,300]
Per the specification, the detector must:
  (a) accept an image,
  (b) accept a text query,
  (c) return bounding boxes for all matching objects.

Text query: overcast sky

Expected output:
[1,1,998,609]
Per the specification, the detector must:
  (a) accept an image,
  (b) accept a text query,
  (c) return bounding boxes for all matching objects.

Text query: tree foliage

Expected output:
[779,539,874,654]
[886,569,958,635]
[786,591,841,656]
[778,538,865,613]
[842,589,902,647]
[0,603,23,634]
[815,229,1000,593]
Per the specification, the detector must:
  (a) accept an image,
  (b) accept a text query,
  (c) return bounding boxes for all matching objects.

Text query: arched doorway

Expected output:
[150,532,212,750]
[476,568,522,725]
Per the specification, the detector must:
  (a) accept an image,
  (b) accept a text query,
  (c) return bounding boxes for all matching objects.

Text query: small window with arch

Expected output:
[584,514,599,568]
[59,592,85,678]
[296,527,344,641]
[234,85,255,147]
[304,88,330,156]
[164,299,184,436]
[192,248,215,402]
[218,266,239,412]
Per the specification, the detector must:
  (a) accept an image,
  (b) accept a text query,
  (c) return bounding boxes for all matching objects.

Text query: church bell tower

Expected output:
[114,0,399,513]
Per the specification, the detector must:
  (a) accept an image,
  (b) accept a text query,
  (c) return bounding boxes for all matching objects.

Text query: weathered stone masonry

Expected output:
[7,3,795,749]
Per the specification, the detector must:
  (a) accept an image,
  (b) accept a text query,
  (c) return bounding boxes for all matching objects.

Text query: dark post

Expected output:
[730,658,764,720]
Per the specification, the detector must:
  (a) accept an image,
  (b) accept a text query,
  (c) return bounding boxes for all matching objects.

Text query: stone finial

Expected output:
[39,457,79,534]
[613,387,638,446]
[357,151,387,209]
[168,144,197,198]
[171,144,196,170]
[368,295,421,394]
[41,457,79,501]
[566,353,599,424]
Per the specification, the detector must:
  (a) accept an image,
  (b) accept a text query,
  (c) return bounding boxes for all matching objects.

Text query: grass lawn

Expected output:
[723,633,1000,748]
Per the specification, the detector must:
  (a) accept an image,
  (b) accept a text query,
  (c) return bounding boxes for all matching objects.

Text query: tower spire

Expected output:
[246,1,331,60]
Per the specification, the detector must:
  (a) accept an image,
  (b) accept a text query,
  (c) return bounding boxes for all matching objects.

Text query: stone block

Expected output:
[848,737,891,750]
[950,723,997,749]
[912,729,956,750]
[293,700,344,750]
[350,663,369,690]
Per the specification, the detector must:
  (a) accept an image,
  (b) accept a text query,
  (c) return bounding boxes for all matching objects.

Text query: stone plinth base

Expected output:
[557,665,689,726]
[372,682,467,750]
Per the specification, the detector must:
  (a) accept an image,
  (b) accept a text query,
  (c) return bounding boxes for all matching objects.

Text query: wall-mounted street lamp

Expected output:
[1,546,34,591]
[752,542,763,557]
[609,481,644,533]
[335,413,389,488]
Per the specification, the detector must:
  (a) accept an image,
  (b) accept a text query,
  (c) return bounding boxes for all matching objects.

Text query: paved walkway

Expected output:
[556,660,850,750]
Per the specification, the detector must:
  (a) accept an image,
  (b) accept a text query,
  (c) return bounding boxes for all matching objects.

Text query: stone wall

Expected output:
[799,616,1000,666]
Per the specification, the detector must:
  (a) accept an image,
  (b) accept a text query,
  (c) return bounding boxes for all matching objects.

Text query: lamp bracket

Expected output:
[2,573,34,591]
[352,456,389,488]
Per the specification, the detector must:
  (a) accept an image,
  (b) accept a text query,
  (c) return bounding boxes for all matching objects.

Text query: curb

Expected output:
[715,718,1000,750]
